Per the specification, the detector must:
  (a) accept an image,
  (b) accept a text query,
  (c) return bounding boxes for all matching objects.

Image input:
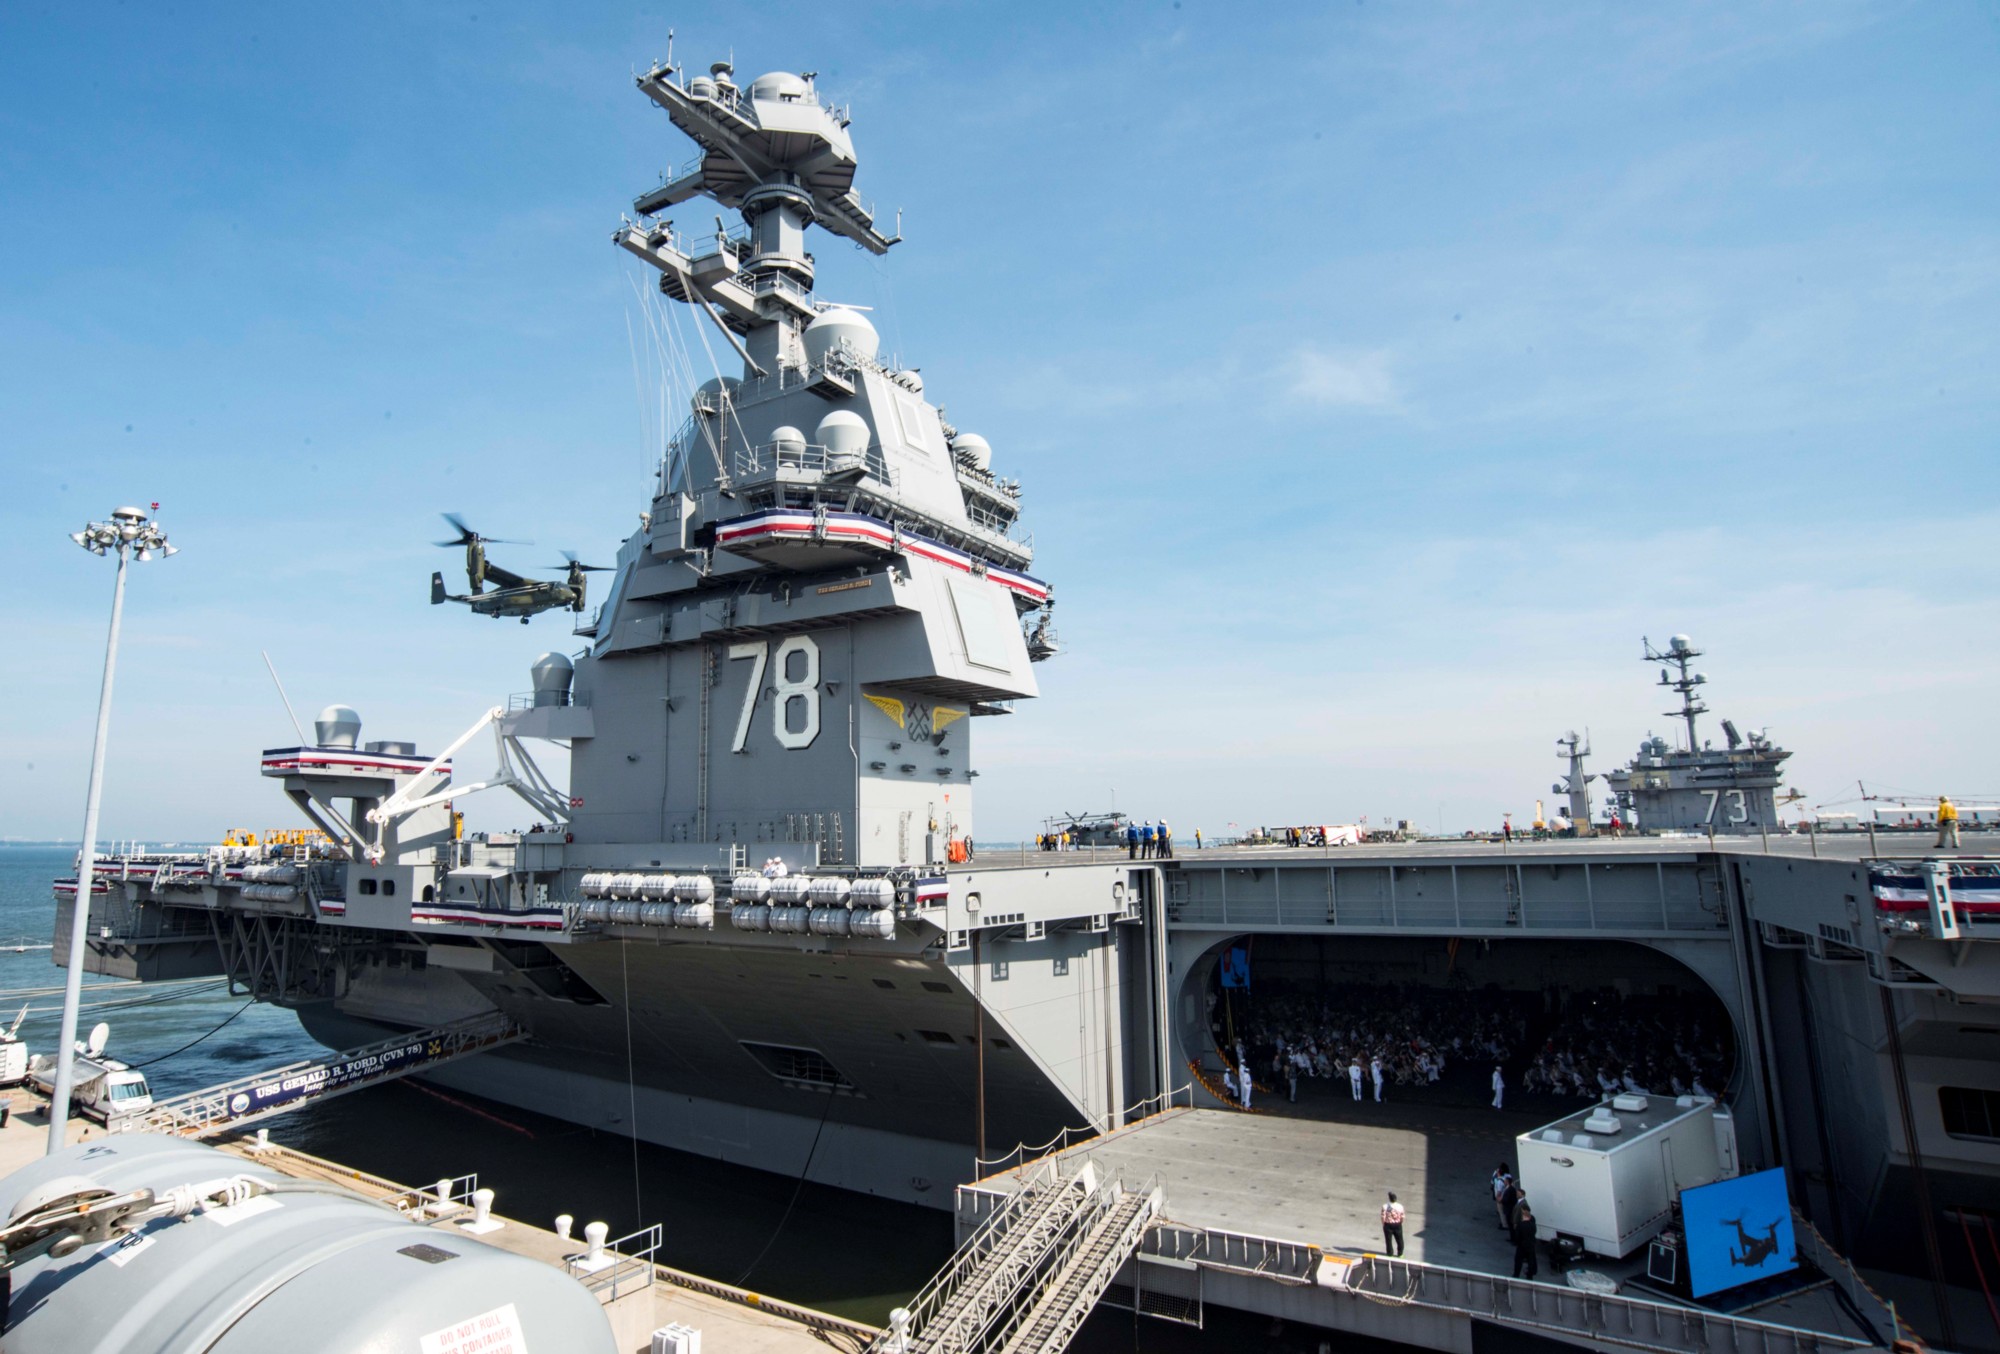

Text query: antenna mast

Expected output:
[1643,635,1708,752]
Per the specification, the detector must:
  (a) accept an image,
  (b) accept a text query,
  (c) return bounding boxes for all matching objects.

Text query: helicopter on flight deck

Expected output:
[429,513,609,623]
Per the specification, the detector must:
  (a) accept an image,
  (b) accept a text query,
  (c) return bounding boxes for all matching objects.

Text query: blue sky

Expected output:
[3,3,1996,842]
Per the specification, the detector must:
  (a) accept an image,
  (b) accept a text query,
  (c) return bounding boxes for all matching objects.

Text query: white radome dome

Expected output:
[314,704,362,749]
[953,433,992,471]
[748,71,808,103]
[803,308,879,367]
[770,425,806,456]
[815,410,871,458]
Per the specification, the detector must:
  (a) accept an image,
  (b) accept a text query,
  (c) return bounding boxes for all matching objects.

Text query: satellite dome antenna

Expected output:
[1643,634,1708,752]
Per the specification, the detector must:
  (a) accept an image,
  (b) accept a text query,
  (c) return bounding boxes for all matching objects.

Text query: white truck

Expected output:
[1515,1093,1739,1258]
[27,1022,153,1124]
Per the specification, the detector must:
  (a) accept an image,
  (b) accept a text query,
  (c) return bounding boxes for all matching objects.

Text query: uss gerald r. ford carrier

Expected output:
[54,50,2000,1352]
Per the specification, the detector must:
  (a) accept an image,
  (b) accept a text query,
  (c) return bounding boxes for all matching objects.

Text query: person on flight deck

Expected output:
[1157,821,1173,859]
[1141,821,1156,859]
[1938,796,1961,849]
[1380,1192,1406,1257]
[1126,822,1140,860]
[1195,828,1203,850]
[1511,1202,1539,1279]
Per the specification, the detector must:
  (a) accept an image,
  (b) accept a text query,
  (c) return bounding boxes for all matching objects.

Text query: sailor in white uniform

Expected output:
[1370,1055,1385,1103]
[1348,1058,1364,1101]
[1491,1064,1506,1109]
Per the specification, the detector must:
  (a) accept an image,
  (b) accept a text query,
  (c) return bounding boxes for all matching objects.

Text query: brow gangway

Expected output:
[871,1159,1159,1354]
[107,1013,523,1140]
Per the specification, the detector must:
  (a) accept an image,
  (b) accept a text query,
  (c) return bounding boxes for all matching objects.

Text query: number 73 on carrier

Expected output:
[1701,789,1747,825]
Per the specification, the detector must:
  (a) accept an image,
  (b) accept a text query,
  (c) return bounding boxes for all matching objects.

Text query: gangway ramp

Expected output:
[994,1181,1158,1354]
[874,1160,1158,1354]
[109,1013,523,1139]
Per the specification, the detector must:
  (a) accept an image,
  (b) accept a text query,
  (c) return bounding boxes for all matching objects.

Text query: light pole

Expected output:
[50,506,176,1152]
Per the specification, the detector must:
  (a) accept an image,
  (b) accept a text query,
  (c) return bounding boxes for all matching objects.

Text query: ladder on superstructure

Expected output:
[109,1012,523,1139]
[873,1161,1159,1354]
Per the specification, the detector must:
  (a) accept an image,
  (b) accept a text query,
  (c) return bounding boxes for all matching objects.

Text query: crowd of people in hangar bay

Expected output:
[1216,977,1734,1110]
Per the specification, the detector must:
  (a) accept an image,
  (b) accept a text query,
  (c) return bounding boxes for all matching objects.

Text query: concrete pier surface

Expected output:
[0,1091,876,1354]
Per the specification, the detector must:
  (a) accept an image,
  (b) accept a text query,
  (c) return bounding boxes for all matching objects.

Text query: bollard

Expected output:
[886,1307,912,1353]
[461,1186,502,1234]
[573,1219,614,1273]
[435,1178,453,1208]
[251,1128,270,1152]
[554,1214,574,1241]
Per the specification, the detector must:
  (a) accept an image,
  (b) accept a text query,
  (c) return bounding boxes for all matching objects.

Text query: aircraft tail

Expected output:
[431,571,447,605]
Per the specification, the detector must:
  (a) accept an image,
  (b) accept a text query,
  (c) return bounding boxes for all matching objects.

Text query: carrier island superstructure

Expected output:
[50,52,2000,1352]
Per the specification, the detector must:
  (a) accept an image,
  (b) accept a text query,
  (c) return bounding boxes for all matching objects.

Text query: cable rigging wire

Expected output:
[125,999,257,1068]
[734,1073,839,1289]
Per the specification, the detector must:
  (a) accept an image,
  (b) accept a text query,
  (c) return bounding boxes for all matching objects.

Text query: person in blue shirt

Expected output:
[1125,822,1140,860]
[1141,822,1156,858]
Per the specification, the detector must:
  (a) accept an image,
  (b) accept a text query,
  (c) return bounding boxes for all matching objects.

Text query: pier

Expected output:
[0,1091,877,1353]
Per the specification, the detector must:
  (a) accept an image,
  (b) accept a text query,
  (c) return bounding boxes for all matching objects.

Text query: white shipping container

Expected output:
[1514,1095,1737,1258]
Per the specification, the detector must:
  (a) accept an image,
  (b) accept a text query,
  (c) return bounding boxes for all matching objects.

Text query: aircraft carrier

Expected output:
[51,50,2000,1352]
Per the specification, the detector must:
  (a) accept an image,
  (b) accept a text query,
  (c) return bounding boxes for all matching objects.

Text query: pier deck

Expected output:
[0,1092,873,1354]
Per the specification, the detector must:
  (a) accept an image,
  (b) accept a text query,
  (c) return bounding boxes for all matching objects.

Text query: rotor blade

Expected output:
[434,512,531,547]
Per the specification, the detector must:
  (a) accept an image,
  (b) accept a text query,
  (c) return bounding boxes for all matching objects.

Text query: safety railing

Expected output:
[1343,1249,1874,1354]
[1126,1220,1877,1354]
[573,1223,663,1305]
[886,1162,1085,1351]
[1139,1221,1318,1282]
[993,1178,1160,1354]
[384,1172,481,1221]
[733,439,894,487]
[505,690,582,712]
[972,1088,1195,1177]
[733,268,816,308]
